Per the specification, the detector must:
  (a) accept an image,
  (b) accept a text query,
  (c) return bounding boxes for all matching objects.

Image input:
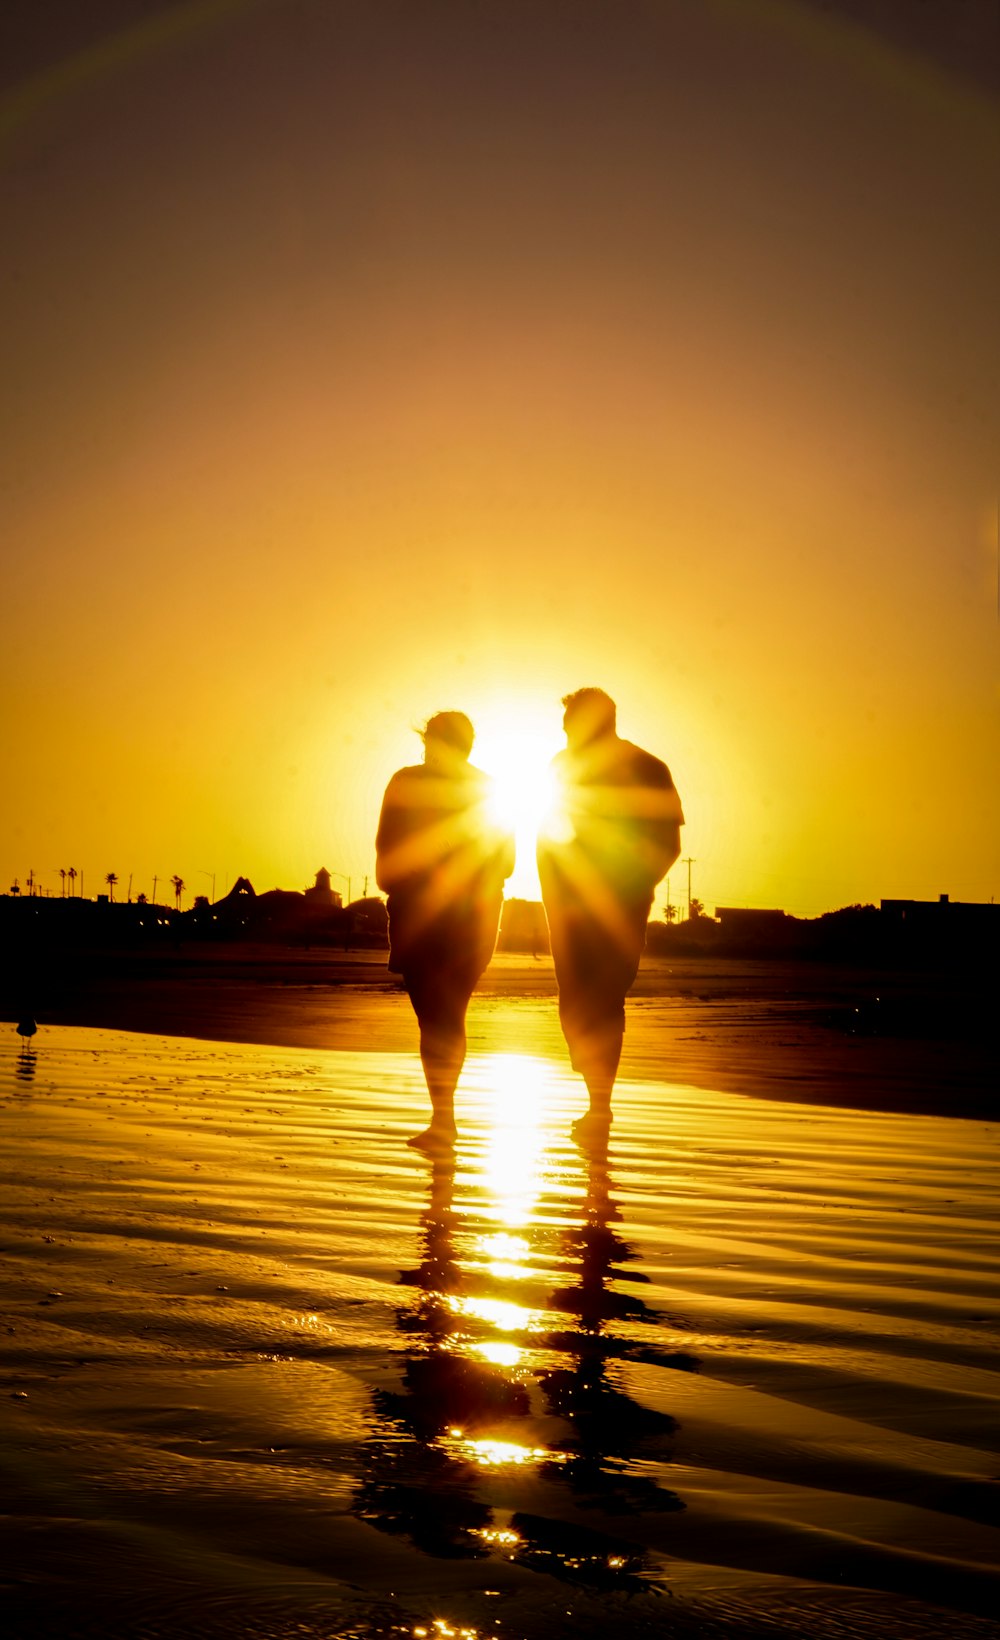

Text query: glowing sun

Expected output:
[473,717,560,897]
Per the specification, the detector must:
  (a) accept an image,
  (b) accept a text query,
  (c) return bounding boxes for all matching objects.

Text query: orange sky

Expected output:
[2,0,998,916]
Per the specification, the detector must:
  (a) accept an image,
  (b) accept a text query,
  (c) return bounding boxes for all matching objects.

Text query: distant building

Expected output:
[881,895,996,928]
[714,907,789,931]
[879,895,997,966]
[305,867,341,909]
[211,876,257,934]
[710,906,797,953]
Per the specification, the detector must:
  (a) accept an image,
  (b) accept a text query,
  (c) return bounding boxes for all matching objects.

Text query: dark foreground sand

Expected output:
[2,1022,998,1639]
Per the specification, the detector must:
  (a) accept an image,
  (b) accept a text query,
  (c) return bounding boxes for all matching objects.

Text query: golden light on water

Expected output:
[474,1340,522,1368]
[448,1294,536,1335]
[472,1526,522,1548]
[441,1433,566,1469]
[479,1053,550,1229]
[413,1623,480,1640]
[476,1228,532,1283]
[480,1261,526,1283]
[478,1229,531,1270]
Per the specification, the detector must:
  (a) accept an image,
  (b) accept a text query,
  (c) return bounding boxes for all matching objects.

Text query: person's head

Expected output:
[562,688,616,751]
[421,710,475,767]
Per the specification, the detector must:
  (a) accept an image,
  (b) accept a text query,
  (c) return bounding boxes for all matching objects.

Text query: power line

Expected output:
[682,856,696,917]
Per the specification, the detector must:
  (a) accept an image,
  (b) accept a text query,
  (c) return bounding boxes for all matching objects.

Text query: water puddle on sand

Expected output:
[2,1027,999,1638]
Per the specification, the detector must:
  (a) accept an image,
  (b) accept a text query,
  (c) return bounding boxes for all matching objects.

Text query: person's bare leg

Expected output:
[407,979,467,1150]
[568,912,646,1145]
[572,1032,620,1143]
[562,992,624,1144]
[409,1024,462,1149]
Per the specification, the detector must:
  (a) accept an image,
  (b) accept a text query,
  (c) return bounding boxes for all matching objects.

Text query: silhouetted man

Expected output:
[376,712,515,1150]
[538,689,683,1143]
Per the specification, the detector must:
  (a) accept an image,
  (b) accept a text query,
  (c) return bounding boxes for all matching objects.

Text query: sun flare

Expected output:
[473,717,561,899]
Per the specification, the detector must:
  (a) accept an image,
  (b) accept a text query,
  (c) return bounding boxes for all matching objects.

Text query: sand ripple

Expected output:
[1,1027,998,1639]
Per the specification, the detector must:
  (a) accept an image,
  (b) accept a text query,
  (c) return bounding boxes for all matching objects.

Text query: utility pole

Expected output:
[683,856,696,918]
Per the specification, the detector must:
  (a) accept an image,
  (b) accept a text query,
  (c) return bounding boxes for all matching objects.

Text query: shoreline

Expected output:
[6,947,996,1123]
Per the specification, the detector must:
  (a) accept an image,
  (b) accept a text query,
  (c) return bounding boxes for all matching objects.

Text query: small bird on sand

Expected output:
[16,1018,37,1044]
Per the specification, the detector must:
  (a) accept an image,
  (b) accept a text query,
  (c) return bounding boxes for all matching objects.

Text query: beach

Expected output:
[2,1010,998,1638]
[12,947,998,1121]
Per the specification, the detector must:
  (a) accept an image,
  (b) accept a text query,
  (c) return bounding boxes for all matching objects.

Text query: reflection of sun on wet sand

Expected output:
[2,1027,999,1639]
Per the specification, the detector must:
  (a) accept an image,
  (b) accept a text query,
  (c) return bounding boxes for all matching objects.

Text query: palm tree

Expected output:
[105,872,118,903]
[68,867,77,897]
[59,868,67,897]
[171,875,185,911]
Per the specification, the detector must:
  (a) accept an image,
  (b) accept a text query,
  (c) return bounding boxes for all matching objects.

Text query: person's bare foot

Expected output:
[407,1125,456,1153]
[571,1111,611,1149]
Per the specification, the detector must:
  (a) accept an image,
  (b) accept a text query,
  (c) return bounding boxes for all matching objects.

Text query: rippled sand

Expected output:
[2,1027,998,1639]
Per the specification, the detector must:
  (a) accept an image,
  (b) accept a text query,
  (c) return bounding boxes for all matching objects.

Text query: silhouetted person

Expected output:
[376,712,515,1150]
[538,689,683,1143]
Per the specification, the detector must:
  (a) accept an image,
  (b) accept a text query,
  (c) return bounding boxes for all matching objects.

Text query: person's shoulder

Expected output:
[618,739,674,787]
[384,763,424,794]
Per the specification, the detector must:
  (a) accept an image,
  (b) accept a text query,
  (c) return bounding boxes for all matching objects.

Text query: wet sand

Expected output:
[2,1024,998,1638]
[14,948,998,1120]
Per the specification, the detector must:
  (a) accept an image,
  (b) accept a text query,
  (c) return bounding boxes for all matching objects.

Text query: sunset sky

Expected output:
[3,0,997,916]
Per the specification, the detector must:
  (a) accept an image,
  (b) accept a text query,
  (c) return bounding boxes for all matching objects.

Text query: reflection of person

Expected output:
[538,689,683,1143]
[542,1143,684,1525]
[376,712,515,1150]
[352,1142,674,1578]
[352,1153,519,1558]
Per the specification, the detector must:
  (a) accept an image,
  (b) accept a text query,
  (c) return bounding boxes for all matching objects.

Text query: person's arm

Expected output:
[650,818,682,883]
[638,761,683,886]
[375,774,406,893]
